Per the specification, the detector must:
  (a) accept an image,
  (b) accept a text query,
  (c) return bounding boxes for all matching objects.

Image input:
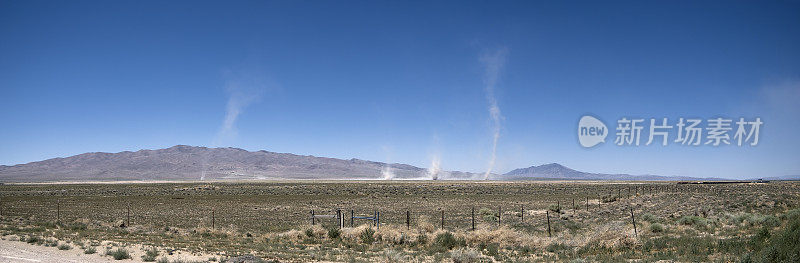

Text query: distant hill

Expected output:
[750,175,800,181]
[0,145,442,182]
[501,163,722,181]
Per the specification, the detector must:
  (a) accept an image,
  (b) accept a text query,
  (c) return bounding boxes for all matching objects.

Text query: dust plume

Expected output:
[428,155,441,180]
[382,165,395,180]
[202,71,269,180]
[480,48,507,180]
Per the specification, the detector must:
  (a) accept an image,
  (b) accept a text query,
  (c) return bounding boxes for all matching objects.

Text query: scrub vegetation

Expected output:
[0,181,797,262]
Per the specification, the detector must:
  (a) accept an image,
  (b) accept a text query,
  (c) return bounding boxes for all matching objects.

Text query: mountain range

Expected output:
[0,145,771,182]
[0,145,477,182]
[503,163,721,181]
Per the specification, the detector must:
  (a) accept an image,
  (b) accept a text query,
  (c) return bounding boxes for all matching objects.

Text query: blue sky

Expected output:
[1,1,799,179]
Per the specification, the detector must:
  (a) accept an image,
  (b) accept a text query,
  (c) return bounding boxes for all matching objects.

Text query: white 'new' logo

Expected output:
[578,116,608,148]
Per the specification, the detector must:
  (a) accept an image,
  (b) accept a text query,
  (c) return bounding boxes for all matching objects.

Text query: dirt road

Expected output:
[0,239,136,263]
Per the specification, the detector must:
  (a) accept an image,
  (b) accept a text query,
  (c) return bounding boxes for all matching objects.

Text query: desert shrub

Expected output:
[479,208,497,222]
[415,233,428,246]
[743,212,800,263]
[641,213,658,223]
[640,235,719,261]
[106,248,131,260]
[727,213,780,228]
[44,238,58,247]
[170,259,211,263]
[35,221,58,229]
[142,247,159,262]
[601,194,617,203]
[359,228,375,244]
[304,228,315,238]
[548,204,561,213]
[67,222,88,231]
[546,243,571,253]
[57,243,72,250]
[451,247,480,263]
[84,246,97,254]
[156,257,169,263]
[383,249,405,262]
[759,215,781,228]
[478,208,493,216]
[728,212,754,225]
[25,235,42,244]
[430,232,465,252]
[678,216,707,227]
[517,245,533,255]
[484,243,499,257]
[327,227,340,239]
[558,220,583,232]
[753,227,771,245]
[650,223,665,233]
[483,214,498,223]
[780,208,800,221]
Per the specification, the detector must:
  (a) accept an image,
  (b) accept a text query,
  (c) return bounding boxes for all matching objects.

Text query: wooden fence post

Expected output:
[497,206,501,226]
[311,210,315,225]
[572,199,575,210]
[126,203,130,227]
[630,207,637,238]
[350,210,354,227]
[471,207,475,231]
[586,196,589,210]
[337,209,342,229]
[521,204,524,223]
[377,211,380,229]
[546,210,552,237]
[212,209,215,230]
[441,210,444,229]
[56,200,60,223]
[406,210,410,230]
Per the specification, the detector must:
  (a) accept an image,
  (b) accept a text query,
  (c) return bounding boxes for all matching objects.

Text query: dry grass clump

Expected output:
[579,221,634,248]
[382,248,407,262]
[417,215,436,233]
[44,237,59,247]
[57,242,72,250]
[340,224,372,241]
[464,226,526,247]
[303,224,327,238]
[451,247,482,263]
[190,226,238,238]
[277,229,305,241]
[271,219,638,256]
[105,247,132,260]
[376,225,414,245]
[84,246,97,254]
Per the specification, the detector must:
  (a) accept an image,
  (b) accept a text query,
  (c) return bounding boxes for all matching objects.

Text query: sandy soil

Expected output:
[0,239,215,263]
[0,239,117,263]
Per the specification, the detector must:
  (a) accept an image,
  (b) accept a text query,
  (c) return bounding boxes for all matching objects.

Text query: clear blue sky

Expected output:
[1,1,799,179]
